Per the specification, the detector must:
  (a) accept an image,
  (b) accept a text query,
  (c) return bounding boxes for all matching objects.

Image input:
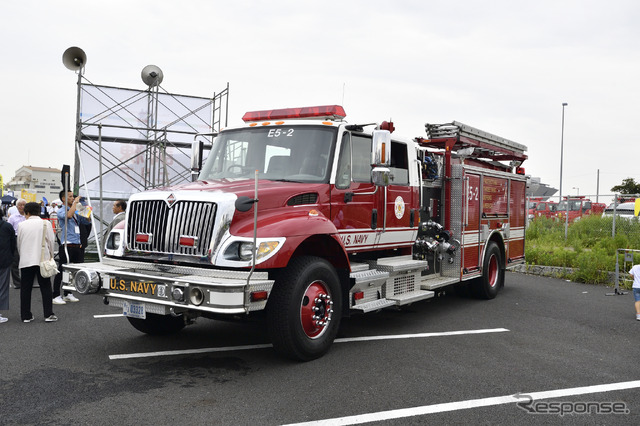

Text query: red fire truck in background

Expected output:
[557,196,606,222]
[62,105,528,360]
[527,198,557,221]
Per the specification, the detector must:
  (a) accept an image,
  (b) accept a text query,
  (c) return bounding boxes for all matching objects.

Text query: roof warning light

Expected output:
[242,105,347,122]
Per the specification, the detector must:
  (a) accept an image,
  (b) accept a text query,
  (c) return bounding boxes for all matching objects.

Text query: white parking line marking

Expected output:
[283,380,640,425]
[94,314,124,318]
[108,328,508,360]
[109,344,273,360]
[335,328,509,343]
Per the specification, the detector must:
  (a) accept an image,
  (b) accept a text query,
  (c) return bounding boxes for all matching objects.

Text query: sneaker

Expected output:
[45,314,58,322]
[0,316,8,323]
[636,314,640,321]
[23,316,34,323]
[63,294,79,303]
[52,296,66,305]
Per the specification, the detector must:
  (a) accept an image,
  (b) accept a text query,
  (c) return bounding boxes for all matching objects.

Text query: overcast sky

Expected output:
[1,0,638,203]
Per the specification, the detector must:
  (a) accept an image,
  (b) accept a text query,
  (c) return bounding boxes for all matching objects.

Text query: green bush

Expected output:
[571,248,611,284]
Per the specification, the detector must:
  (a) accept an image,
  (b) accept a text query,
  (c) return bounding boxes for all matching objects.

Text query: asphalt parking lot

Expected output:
[1,271,639,425]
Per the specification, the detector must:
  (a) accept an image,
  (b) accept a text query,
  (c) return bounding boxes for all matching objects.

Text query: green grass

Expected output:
[525,215,640,286]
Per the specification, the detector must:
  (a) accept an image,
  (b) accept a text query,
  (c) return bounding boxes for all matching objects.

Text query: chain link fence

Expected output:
[526,194,640,240]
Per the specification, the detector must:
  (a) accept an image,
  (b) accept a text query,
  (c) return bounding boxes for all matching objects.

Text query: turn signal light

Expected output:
[135,233,151,244]
[179,236,198,247]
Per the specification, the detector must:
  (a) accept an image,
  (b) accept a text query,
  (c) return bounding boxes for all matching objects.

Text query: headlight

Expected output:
[239,242,254,260]
[238,241,281,261]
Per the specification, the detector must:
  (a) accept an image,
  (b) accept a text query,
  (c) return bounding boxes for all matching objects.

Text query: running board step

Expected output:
[350,268,389,285]
[387,289,435,305]
[351,298,396,313]
[419,276,460,291]
[374,257,429,274]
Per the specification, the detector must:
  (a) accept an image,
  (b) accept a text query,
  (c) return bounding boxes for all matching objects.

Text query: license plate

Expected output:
[108,276,166,298]
[123,300,146,319]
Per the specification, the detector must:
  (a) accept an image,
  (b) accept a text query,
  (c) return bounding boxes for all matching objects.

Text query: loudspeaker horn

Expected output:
[62,46,87,71]
[141,65,164,87]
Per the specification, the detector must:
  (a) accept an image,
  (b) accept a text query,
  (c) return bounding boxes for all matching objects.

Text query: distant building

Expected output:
[527,176,557,200]
[5,166,62,203]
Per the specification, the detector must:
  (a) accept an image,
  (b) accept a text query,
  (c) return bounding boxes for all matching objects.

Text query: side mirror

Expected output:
[371,130,391,167]
[371,166,391,187]
[190,140,204,181]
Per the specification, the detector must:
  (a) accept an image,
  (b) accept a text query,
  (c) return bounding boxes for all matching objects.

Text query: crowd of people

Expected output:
[0,194,127,323]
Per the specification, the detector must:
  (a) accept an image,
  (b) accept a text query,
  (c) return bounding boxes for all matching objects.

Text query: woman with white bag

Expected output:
[17,202,57,323]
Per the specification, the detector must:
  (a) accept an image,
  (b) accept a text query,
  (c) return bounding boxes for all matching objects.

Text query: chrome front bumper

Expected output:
[62,258,274,314]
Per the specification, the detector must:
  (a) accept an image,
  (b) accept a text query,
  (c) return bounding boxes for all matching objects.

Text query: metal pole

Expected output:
[559,103,568,201]
[98,124,103,261]
[565,197,569,240]
[596,169,600,203]
[73,70,83,194]
[246,169,258,288]
[612,195,618,237]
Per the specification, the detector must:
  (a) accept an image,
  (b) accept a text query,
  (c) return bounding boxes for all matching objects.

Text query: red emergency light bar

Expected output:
[242,105,347,122]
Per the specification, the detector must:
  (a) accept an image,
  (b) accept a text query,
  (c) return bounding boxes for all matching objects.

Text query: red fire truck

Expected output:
[527,198,557,221]
[556,196,606,222]
[62,105,528,360]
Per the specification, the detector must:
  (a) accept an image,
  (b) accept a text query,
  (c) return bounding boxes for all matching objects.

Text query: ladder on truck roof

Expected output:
[422,121,527,162]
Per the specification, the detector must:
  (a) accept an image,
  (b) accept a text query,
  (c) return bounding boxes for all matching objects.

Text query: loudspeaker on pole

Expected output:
[141,65,164,87]
[62,47,87,71]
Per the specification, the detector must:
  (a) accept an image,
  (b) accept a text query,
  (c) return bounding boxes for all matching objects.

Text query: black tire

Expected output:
[267,256,342,361]
[127,313,185,335]
[471,241,504,300]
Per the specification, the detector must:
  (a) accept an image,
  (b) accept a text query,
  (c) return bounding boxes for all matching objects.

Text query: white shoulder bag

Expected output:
[39,221,59,278]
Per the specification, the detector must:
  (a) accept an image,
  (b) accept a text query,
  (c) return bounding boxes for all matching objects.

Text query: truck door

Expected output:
[463,172,482,273]
[375,140,418,251]
[330,132,377,251]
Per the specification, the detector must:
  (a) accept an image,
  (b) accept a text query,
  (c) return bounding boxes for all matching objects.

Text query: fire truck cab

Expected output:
[557,196,605,222]
[528,199,557,221]
[63,105,528,360]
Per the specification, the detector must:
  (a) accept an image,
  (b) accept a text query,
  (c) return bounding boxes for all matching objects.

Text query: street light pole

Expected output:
[559,102,568,201]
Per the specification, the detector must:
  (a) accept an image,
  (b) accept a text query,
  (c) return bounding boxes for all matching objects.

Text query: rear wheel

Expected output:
[471,242,504,299]
[267,256,342,361]
[127,313,185,335]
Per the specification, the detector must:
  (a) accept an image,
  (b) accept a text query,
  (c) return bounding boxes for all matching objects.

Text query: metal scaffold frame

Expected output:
[63,47,229,252]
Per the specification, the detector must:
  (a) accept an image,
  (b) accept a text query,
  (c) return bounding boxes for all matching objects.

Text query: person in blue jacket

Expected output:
[52,190,90,305]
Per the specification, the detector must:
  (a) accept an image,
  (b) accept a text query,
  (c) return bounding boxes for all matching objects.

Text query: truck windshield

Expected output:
[199,125,337,182]
[557,200,581,211]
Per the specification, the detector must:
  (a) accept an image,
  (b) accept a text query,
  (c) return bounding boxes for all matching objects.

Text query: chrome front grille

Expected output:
[127,200,217,256]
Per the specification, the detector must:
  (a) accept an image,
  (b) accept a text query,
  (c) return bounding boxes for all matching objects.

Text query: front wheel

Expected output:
[267,256,342,361]
[127,313,185,335]
[471,242,504,299]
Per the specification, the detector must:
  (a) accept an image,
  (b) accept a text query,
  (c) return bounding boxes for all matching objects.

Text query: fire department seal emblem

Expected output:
[394,196,405,219]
